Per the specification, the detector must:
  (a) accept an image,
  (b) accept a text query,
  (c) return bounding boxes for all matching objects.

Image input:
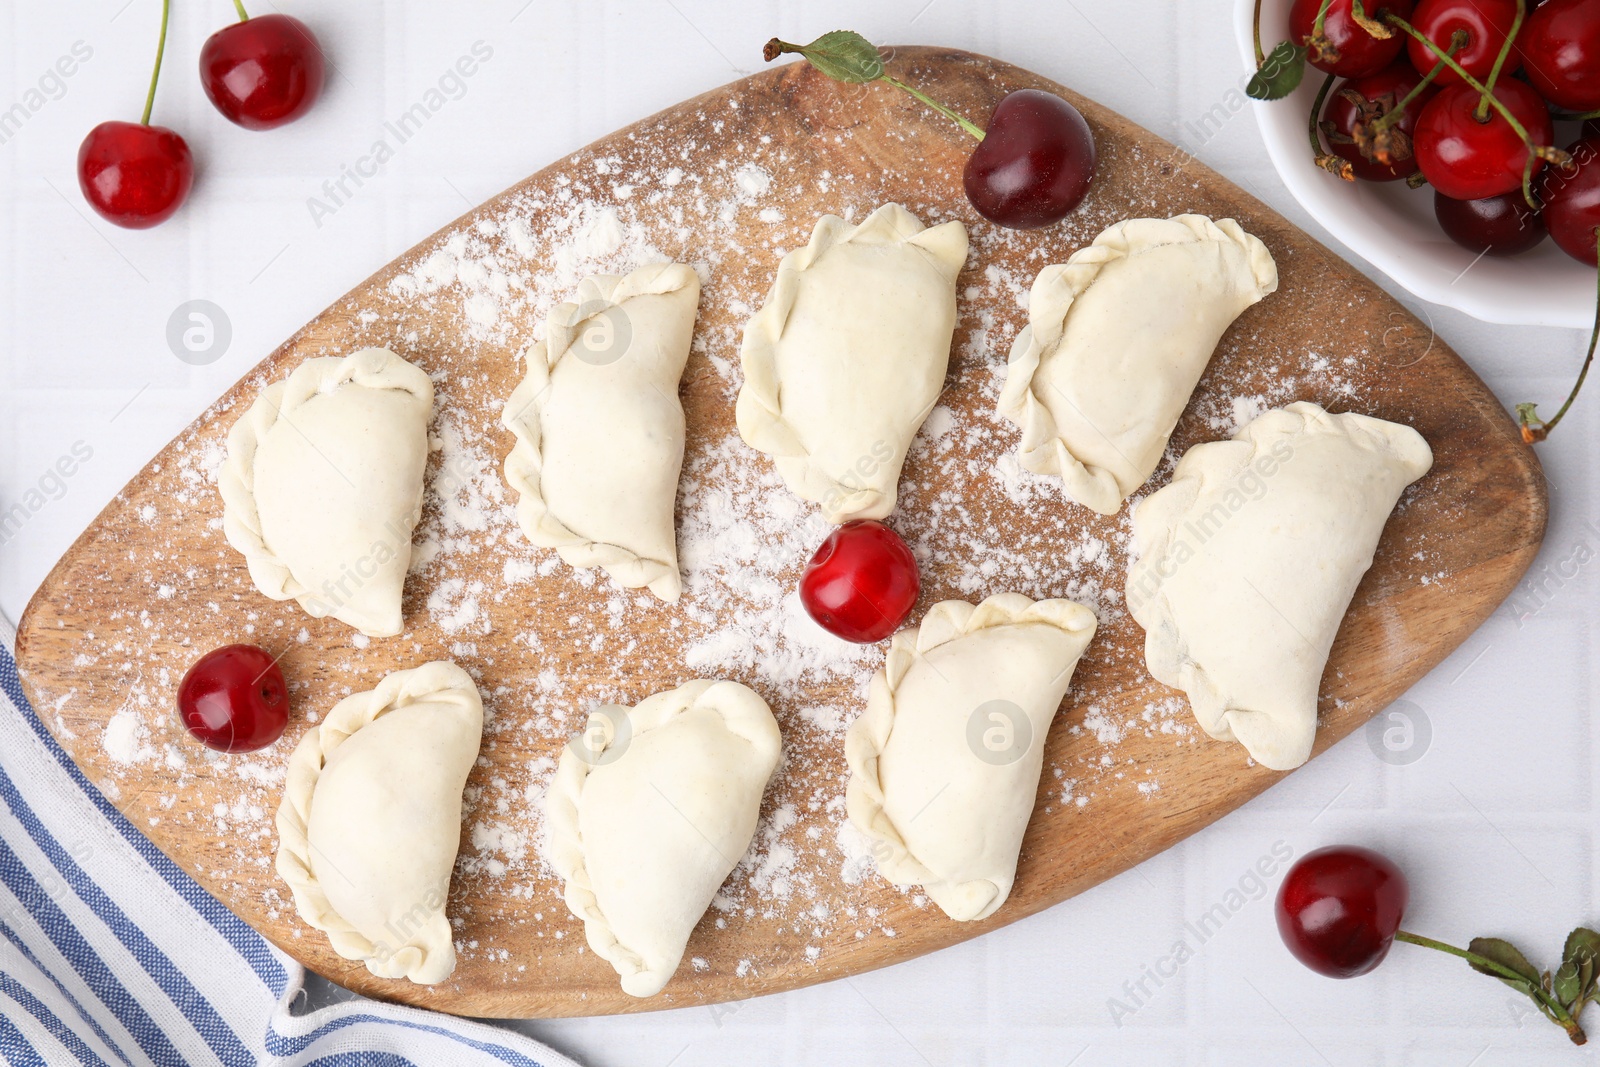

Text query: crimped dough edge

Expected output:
[844,593,1097,922]
[734,202,968,523]
[545,678,781,997]
[997,214,1279,516]
[501,261,699,602]
[274,660,483,985]
[1127,400,1433,770]
[218,347,434,636]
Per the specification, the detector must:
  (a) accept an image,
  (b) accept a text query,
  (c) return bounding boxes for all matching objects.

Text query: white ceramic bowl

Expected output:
[1234,0,1592,329]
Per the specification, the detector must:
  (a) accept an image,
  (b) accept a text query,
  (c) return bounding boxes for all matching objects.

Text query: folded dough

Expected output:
[1126,401,1432,771]
[220,347,433,637]
[275,661,483,984]
[546,680,781,997]
[998,215,1278,515]
[502,262,701,601]
[845,593,1097,922]
[737,203,968,523]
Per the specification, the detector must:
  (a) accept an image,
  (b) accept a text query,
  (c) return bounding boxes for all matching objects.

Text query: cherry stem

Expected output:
[1518,230,1600,443]
[1308,72,1352,179]
[1311,0,1337,44]
[233,0,250,21]
[881,74,985,141]
[1475,0,1524,122]
[1370,32,1464,135]
[1252,0,1266,66]
[1395,931,1588,1043]
[140,0,171,126]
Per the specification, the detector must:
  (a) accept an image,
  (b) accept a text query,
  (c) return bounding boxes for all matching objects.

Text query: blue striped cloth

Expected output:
[0,610,582,1067]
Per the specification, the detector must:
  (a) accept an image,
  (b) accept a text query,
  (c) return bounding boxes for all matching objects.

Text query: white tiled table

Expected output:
[2,2,1595,1064]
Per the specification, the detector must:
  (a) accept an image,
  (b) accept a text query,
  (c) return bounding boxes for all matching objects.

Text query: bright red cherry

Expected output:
[77,121,194,229]
[1541,137,1600,265]
[1520,0,1600,112]
[964,89,1096,229]
[1407,0,1523,86]
[78,0,192,229]
[1322,62,1437,181]
[200,12,326,130]
[798,520,920,643]
[177,644,290,752]
[1434,189,1548,254]
[1415,80,1554,199]
[1276,845,1409,979]
[1291,0,1417,77]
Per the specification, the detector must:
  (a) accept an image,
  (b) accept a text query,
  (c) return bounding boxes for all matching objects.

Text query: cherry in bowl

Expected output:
[1540,136,1600,266]
[964,89,1096,229]
[1414,79,1554,200]
[799,520,920,643]
[1292,0,1416,77]
[1434,190,1547,255]
[1406,0,1523,87]
[200,12,326,130]
[1276,845,1409,978]
[1322,62,1437,182]
[177,644,290,752]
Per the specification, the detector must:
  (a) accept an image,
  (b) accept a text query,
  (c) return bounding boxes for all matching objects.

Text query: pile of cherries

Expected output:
[79,0,324,229]
[1283,0,1598,262]
[1266,0,1600,439]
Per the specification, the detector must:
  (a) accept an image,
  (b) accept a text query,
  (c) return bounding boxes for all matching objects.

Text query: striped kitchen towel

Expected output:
[0,607,582,1067]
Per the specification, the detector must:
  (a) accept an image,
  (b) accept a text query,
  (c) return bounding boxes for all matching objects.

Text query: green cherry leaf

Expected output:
[765,30,884,84]
[1555,958,1584,1009]
[1469,937,1545,988]
[1247,41,1308,101]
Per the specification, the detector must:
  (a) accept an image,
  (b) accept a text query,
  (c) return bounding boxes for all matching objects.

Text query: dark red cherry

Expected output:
[200,13,325,130]
[1541,136,1600,265]
[1292,0,1417,77]
[1277,845,1409,979]
[77,121,193,229]
[963,89,1096,229]
[176,644,290,752]
[798,520,920,643]
[1434,190,1548,254]
[1520,0,1600,112]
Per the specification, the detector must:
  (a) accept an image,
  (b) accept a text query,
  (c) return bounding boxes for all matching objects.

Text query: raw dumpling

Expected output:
[275,661,483,984]
[845,594,1097,922]
[220,347,433,637]
[737,203,967,523]
[502,263,701,601]
[1126,401,1432,771]
[546,680,780,997]
[998,215,1278,515]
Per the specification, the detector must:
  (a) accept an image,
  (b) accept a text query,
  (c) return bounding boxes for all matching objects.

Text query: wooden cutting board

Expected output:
[15,46,1547,1018]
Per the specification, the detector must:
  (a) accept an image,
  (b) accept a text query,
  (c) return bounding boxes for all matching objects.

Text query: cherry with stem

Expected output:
[76,0,194,228]
[764,31,1096,229]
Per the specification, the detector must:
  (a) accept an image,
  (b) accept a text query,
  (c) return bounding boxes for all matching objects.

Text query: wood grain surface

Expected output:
[15,47,1547,1018]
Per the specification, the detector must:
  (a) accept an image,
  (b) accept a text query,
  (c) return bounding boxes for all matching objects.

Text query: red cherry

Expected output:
[1434,189,1548,254]
[200,13,325,130]
[1540,137,1600,264]
[798,520,920,643]
[176,644,290,752]
[1322,62,1437,181]
[1415,79,1554,199]
[1276,845,1409,979]
[1521,0,1600,112]
[77,121,194,229]
[1407,0,1523,86]
[1291,0,1417,77]
[963,89,1096,229]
